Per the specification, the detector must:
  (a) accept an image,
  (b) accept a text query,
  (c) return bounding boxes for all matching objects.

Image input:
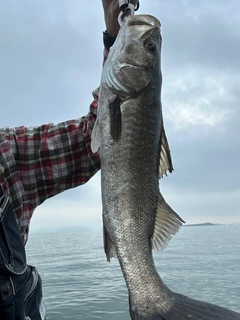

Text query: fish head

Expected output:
[103,14,162,98]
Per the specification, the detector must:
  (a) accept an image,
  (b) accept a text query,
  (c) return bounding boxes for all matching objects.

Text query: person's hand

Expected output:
[102,0,139,38]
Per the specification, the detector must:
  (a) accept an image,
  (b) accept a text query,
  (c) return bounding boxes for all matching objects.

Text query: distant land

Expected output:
[31,225,91,234]
[182,222,222,227]
[31,222,239,234]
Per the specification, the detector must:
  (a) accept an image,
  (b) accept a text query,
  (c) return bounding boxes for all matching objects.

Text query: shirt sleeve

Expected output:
[2,89,100,209]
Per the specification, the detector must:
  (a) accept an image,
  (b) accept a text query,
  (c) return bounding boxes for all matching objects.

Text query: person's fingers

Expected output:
[102,1,139,37]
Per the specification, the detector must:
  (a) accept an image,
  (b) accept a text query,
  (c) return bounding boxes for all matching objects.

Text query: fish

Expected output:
[91,14,240,320]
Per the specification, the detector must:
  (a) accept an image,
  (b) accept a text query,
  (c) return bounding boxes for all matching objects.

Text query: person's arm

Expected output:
[7,1,139,207]
[1,90,100,208]
[0,1,139,240]
[1,2,139,206]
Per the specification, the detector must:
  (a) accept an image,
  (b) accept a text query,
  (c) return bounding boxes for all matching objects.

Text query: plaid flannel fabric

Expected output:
[0,90,100,243]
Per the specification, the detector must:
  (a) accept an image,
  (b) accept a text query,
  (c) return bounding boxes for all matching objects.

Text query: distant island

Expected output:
[183,222,221,227]
[31,225,92,234]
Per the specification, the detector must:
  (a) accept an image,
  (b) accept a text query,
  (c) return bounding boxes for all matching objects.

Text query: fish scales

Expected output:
[102,90,173,313]
[92,13,180,317]
[91,13,240,320]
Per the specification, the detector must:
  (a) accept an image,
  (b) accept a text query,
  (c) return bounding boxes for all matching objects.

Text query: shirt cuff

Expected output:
[103,30,116,49]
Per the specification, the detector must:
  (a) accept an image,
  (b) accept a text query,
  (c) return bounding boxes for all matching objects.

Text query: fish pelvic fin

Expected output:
[159,127,174,179]
[91,117,101,153]
[152,192,185,251]
[103,223,117,262]
[109,96,122,141]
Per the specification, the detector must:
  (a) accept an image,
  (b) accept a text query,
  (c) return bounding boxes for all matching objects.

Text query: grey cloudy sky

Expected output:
[1,0,239,233]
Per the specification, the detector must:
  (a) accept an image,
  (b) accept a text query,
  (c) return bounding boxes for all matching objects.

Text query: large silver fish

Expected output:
[91,14,240,320]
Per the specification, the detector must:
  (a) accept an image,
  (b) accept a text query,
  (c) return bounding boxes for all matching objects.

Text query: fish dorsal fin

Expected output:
[159,127,174,179]
[103,222,117,262]
[91,117,101,153]
[152,191,185,251]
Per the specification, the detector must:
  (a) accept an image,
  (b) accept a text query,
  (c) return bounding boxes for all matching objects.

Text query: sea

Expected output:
[26,224,240,319]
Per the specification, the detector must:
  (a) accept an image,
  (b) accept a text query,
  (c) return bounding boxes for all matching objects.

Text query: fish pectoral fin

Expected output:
[91,117,101,153]
[159,127,174,179]
[152,192,185,251]
[103,224,117,262]
[109,96,122,141]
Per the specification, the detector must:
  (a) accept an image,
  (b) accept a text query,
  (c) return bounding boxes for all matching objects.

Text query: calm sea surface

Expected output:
[26,224,240,319]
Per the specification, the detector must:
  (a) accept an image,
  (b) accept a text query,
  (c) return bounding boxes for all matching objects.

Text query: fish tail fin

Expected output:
[129,292,240,320]
[163,292,240,320]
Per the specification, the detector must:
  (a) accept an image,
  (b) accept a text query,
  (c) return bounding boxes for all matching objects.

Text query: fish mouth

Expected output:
[127,14,161,29]
[103,14,161,97]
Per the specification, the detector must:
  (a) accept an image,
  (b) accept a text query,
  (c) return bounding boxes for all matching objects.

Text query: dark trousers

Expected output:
[0,188,45,320]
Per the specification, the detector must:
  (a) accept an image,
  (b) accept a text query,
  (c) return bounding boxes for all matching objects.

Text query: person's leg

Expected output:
[0,191,45,320]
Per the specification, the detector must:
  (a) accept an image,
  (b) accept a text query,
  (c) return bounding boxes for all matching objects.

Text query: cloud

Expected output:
[0,0,239,231]
[30,172,102,233]
[0,0,104,126]
[148,0,240,73]
[163,68,235,130]
[162,188,240,225]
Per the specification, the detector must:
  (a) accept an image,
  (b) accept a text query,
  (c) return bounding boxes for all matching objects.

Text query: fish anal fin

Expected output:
[91,117,101,153]
[159,127,174,179]
[109,97,122,141]
[152,192,185,251]
[103,223,117,262]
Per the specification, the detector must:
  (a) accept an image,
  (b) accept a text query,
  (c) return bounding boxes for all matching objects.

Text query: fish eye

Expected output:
[144,39,157,52]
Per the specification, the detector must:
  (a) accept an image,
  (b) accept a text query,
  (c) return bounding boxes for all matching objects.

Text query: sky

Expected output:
[0,0,239,233]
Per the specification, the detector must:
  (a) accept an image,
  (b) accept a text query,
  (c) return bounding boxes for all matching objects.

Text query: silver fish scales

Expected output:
[91,14,240,320]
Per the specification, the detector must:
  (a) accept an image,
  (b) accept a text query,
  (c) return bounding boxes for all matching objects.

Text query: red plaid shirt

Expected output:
[1,48,110,243]
[0,89,100,243]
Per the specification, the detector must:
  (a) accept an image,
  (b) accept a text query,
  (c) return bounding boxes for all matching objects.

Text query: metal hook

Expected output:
[118,1,135,27]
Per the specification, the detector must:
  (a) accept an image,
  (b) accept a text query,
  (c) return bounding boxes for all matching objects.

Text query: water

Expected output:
[26,224,240,319]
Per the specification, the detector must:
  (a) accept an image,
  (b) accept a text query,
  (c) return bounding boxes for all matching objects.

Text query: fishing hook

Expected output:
[118,1,140,26]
